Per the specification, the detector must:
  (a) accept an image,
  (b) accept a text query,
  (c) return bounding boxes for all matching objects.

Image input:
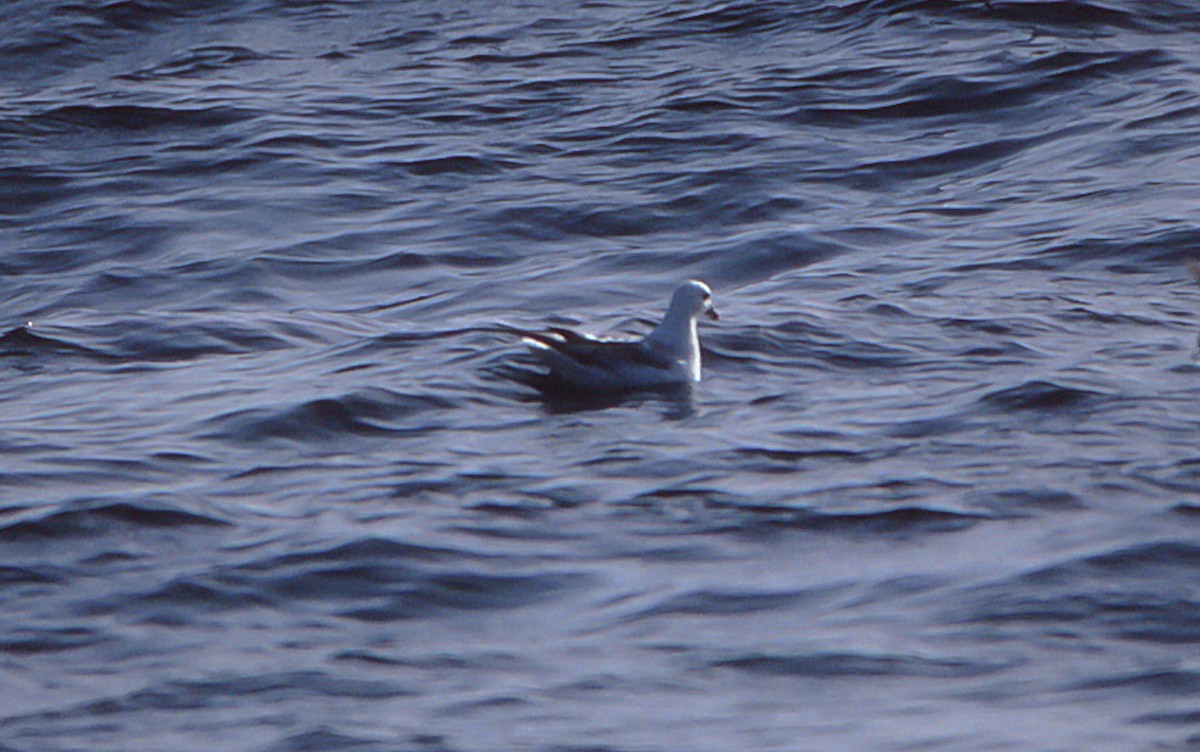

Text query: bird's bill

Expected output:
[705,308,720,321]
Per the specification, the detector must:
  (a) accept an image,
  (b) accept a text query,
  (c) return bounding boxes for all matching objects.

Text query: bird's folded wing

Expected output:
[518,328,676,373]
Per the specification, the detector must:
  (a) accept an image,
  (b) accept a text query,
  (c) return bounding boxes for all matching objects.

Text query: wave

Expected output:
[0,499,228,541]
[1036,228,1200,270]
[831,0,1200,33]
[632,489,989,535]
[0,325,114,363]
[35,103,253,133]
[714,650,1008,679]
[0,321,290,365]
[978,380,1110,413]
[84,536,594,623]
[0,564,64,586]
[623,585,842,622]
[1070,668,1200,697]
[202,388,453,445]
[0,166,74,216]
[951,542,1200,644]
[119,44,276,80]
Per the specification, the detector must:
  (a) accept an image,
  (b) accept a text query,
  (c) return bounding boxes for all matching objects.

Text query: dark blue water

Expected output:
[4,1,1200,749]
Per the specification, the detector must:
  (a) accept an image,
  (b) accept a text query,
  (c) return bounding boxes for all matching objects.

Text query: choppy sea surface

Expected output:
[4,1,1200,750]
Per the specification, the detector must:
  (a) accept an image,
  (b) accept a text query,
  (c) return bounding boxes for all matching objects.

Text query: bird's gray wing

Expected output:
[553,338,675,373]
[517,327,674,373]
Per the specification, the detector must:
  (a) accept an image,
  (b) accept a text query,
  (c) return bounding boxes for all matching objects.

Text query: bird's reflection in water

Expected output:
[508,366,698,420]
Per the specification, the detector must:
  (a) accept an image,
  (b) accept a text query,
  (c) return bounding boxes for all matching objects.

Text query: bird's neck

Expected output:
[647,307,698,362]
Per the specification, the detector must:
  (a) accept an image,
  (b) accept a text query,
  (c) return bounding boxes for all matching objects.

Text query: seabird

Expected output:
[520,280,719,390]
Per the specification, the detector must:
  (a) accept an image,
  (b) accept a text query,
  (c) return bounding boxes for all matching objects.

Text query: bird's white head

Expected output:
[670,279,719,322]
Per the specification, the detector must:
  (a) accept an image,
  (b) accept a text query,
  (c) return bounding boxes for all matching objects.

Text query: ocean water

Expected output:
[3,1,1200,750]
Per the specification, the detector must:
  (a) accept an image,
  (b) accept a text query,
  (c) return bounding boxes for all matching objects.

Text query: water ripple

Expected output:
[4,0,1200,749]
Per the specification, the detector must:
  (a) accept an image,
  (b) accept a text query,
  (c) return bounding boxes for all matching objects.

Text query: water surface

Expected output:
[3,1,1200,750]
